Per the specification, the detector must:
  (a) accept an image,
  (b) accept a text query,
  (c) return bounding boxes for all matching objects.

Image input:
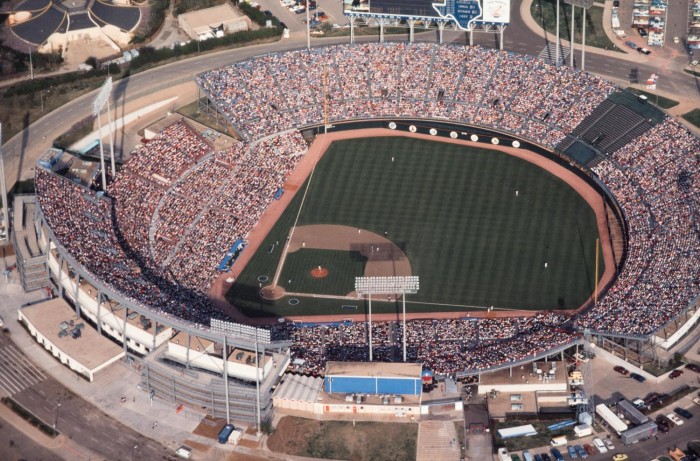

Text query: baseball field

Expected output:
[225,135,604,318]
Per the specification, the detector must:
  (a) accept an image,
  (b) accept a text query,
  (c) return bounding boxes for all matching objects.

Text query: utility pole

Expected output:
[0,124,9,243]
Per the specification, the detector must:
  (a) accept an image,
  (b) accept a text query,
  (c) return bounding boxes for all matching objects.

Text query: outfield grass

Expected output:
[227,136,603,317]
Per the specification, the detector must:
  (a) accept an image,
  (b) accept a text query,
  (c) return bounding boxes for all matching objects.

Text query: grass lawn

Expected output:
[267,416,417,461]
[531,0,621,52]
[625,87,679,109]
[682,108,700,128]
[280,249,367,295]
[227,136,603,318]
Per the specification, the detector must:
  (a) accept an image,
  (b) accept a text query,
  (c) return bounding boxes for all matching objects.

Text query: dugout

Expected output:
[324,361,422,396]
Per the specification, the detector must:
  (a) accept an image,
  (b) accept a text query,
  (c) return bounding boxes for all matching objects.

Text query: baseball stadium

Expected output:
[29,42,699,424]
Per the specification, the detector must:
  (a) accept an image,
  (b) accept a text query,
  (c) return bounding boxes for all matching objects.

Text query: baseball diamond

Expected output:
[225,133,608,319]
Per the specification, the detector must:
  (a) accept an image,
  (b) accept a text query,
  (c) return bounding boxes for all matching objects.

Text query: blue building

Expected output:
[323,361,422,396]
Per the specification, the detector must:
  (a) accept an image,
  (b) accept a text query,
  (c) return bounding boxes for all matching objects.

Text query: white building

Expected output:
[178,3,251,41]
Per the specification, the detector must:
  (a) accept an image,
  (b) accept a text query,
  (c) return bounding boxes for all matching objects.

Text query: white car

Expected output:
[603,438,615,450]
[666,413,684,425]
[593,437,608,453]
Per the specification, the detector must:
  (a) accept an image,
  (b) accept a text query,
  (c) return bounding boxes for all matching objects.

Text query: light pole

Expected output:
[53,401,61,431]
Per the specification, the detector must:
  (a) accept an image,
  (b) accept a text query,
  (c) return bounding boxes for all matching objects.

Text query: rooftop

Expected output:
[20,298,124,370]
[325,361,422,379]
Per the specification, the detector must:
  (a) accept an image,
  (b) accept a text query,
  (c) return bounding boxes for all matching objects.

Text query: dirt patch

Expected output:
[310,266,329,278]
[267,415,418,461]
[192,415,226,439]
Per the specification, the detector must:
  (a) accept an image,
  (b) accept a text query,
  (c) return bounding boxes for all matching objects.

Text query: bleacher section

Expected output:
[12,195,50,292]
[555,89,662,164]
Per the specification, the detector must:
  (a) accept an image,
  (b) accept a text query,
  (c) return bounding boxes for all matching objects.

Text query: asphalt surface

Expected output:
[0,331,173,461]
[4,0,700,194]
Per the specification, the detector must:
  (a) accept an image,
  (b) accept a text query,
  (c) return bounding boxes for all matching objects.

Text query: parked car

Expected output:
[613,0,619,5]
[263,9,273,16]
[567,446,578,459]
[603,438,615,450]
[637,27,648,37]
[534,455,544,461]
[674,407,694,419]
[657,413,675,428]
[511,455,522,461]
[541,454,552,461]
[656,421,670,433]
[550,448,565,461]
[637,48,652,55]
[575,445,588,458]
[613,455,629,461]
[583,444,596,456]
[666,413,684,425]
[670,369,684,379]
[685,363,700,373]
[630,372,646,382]
[625,41,638,49]
[614,366,629,375]
[593,437,608,453]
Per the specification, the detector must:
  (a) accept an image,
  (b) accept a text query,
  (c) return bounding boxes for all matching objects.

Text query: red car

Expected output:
[614,366,629,375]
[670,369,683,379]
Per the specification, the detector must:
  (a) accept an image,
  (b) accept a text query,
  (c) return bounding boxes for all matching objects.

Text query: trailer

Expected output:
[621,421,657,445]
[617,399,649,426]
[596,403,628,435]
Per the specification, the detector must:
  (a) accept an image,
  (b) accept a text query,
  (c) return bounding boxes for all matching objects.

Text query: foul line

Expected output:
[272,134,331,288]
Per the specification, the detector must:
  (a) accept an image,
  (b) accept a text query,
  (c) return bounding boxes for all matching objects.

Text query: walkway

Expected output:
[415,420,461,461]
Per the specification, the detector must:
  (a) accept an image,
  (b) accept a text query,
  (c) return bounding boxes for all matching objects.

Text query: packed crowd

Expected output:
[277,313,574,376]
[577,118,700,335]
[36,43,699,376]
[197,43,615,148]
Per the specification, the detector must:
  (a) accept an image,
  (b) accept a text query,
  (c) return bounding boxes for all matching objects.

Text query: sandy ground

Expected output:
[209,129,616,325]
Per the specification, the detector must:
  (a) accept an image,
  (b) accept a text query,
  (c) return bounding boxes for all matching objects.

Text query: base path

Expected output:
[209,128,616,324]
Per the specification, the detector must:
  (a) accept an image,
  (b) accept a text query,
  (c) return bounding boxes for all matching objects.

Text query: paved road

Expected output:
[0,332,172,461]
[3,0,700,195]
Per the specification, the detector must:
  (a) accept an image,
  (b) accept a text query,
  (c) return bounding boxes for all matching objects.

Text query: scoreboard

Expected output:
[343,0,510,29]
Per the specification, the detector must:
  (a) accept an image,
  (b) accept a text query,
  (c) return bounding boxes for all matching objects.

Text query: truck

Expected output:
[550,435,567,446]
[498,448,511,461]
[218,423,235,444]
[596,403,628,435]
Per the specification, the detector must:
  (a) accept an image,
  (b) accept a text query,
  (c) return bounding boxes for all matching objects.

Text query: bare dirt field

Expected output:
[267,415,418,461]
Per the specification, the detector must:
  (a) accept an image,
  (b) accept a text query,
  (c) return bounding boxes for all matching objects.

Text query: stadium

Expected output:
[28,42,699,424]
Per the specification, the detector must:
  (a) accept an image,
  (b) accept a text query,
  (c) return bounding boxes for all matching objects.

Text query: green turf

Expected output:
[226,136,603,317]
[280,249,367,296]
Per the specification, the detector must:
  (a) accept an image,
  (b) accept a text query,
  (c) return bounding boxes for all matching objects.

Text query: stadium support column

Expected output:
[468,27,474,47]
[402,289,407,362]
[555,0,561,65]
[97,109,107,193]
[306,0,310,49]
[255,334,261,435]
[350,16,356,44]
[96,292,103,334]
[73,274,81,317]
[499,25,505,50]
[223,335,231,424]
[185,331,191,369]
[122,307,129,354]
[581,8,586,70]
[408,19,416,43]
[379,18,385,43]
[438,21,445,44]
[0,124,9,243]
[368,293,373,361]
[570,4,575,67]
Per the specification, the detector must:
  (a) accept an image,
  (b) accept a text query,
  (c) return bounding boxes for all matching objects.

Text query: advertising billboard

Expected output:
[343,0,509,28]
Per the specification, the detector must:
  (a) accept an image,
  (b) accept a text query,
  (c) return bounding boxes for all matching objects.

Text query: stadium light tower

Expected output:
[92,77,113,192]
[355,276,419,362]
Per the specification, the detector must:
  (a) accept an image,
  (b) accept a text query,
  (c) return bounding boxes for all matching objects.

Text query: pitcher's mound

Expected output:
[310,266,329,278]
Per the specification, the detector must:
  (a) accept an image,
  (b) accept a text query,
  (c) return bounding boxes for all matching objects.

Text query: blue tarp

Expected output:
[217,239,245,271]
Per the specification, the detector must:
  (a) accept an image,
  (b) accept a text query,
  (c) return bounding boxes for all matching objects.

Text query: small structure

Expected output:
[324,361,422,396]
[273,374,323,413]
[18,298,125,381]
[178,3,251,41]
[498,424,537,439]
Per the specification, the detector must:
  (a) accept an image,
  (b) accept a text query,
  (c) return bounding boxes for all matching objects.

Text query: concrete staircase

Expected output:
[416,420,461,461]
